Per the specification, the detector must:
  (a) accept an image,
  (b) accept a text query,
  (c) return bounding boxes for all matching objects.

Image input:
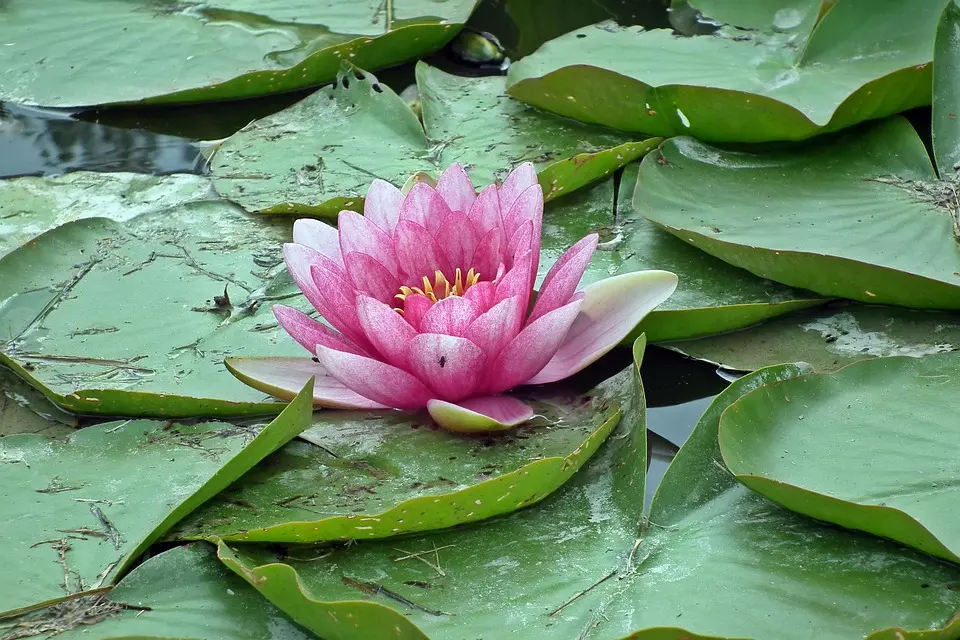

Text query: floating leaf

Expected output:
[665,304,960,373]
[215,353,960,639]
[172,339,642,543]
[0,366,76,438]
[0,200,309,417]
[506,0,947,142]
[0,172,212,259]
[6,544,312,640]
[934,0,960,176]
[539,173,823,342]
[0,0,477,107]
[637,117,960,309]
[720,352,960,564]
[0,380,312,617]
[211,62,656,215]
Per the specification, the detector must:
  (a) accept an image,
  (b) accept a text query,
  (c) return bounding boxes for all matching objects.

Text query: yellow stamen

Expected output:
[392,267,482,314]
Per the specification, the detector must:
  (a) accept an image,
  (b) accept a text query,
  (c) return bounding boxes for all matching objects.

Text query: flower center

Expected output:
[394,267,481,313]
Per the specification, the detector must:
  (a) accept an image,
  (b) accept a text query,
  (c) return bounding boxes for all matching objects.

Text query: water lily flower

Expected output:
[227,163,677,432]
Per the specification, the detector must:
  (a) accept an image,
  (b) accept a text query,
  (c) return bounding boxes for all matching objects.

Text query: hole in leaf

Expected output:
[372,83,383,93]
[353,70,365,80]
[341,76,350,89]
[576,33,587,38]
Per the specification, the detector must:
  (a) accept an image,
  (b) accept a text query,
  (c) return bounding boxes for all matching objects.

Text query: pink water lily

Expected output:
[227,163,677,432]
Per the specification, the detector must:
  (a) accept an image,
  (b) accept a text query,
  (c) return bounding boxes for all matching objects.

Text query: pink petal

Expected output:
[497,162,538,219]
[343,251,400,304]
[437,210,479,275]
[355,295,417,369]
[526,271,679,385]
[224,357,385,409]
[316,345,434,410]
[293,220,343,268]
[401,294,433,331]
[427,396,534,433]
[308,262,369,349]
[502,184,543,240]
[273,305,367,356]
[467,184,501,236]
[338,211,399,276]
[488,297,584,394]
[463,281,495,309]
[435,163,477,214]
[420,295,482,337]
[464,295,524,361]
[399,182,452,235]
[283,243,331,313]
[364,179,403,233]
[394,220,451,282]
[406,333,485,402]
[529,234,598,323]
[506,219,533,269]
[470,227,502,282]
[494,250,534,314]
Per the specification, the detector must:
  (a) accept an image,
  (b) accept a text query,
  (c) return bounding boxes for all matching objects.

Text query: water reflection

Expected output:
[0,103,203,178]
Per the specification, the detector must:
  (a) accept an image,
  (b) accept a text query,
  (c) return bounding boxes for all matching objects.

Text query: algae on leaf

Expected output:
[0,0,478,107]
[507,0,948,142]
[211,62,657,215]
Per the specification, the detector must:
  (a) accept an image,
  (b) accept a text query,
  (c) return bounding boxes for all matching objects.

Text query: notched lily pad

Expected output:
[0,0,478,107]
[538,172,823,342]
[506,0,947,142]
[211,62,656,215]
[0,199,312,417]
[637,117,960,309]
[171,339,643,543]
[0,381,312,618]
[720,352,960,564]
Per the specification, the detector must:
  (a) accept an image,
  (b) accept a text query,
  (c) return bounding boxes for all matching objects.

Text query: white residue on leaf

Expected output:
[584,471,614,524]
[801,312,954,358]
[676,108,690,128]
[484,556,520,573]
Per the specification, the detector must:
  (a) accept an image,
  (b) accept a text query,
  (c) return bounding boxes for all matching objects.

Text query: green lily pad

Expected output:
[2,543,312,640]
[211,62,657,215]
[720,352,960,564]
[506,0,946,143]
[665,303,960,373]
[172,339,642,543]
[0,380,312,618]
[0,0,477,107]
[215,352,960,639]
[0,366,76,438]
[538,172,823,342]
[636,117,960,309]
[689,0,821,32]
[0,199,308,417]
[934,0,960,176]
[0,172,212,259]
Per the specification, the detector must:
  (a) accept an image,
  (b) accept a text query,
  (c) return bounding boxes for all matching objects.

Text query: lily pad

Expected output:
[2,543,312,640]
[215,353,960,639]
[934,0,960,177]
[211,62,657,215]
[0,366,76,438]
[171,339,642,543]
[0,172,213,259]
[636,117,960,309]
[506,0,947,142]
[0,380,312,618]
[0,199,309,417]
[538,171,823,342]
[0,0,477,107]
[665,303,960,373]
[720,352,960,564]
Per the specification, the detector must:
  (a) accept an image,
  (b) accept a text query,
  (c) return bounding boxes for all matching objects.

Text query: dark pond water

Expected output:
[0,0,731,499]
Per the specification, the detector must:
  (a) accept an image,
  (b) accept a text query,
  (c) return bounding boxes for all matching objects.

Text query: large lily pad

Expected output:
[215,353,960,639]
[720,352,960,563]
[506,0,946,142]
[1,543,312,640]
[0,380,312,618]
[211,62,656,215]
[666,303,960,373]
[0,366,76,438]
[0,199,310,417]
[636,117,960,309]
[934,0,960,176]
[172,339,641,543]
[0,0,477,107]
[538,171,823,342]
[0,172,212,258]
